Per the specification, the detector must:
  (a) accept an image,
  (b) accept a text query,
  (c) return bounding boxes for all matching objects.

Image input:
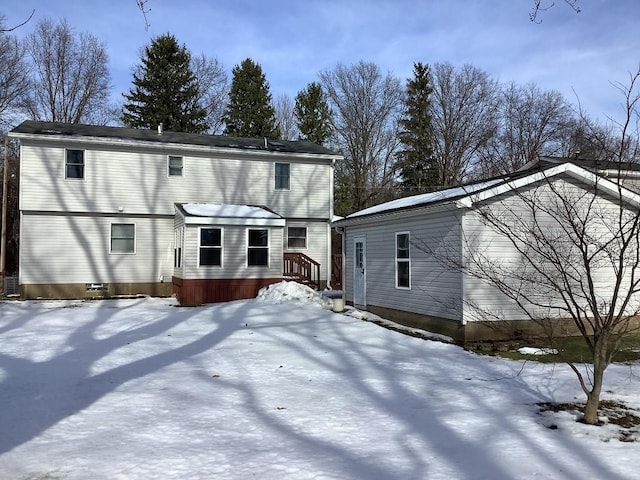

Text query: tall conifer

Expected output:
[397,62,438,195]
[122,34,207,133]
[223,58,280,138]
[294,82,333,146]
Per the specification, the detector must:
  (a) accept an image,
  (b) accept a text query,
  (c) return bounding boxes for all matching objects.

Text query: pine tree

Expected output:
[397,62,438,195]
[294,82,333,146]
[122,34,208,133]
[223,58,280,138]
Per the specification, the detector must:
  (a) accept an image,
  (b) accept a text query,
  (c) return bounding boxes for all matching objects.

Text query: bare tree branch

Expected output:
[136,0,151,30]
[0,9,35,32]
[530,0,581,23]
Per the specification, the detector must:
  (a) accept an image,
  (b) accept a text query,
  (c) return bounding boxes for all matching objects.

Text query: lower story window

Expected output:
[396,232,410,288]
[200,228,222,266]
[248,228,269,266]
[111,223,135,253]
[287,226,307,249]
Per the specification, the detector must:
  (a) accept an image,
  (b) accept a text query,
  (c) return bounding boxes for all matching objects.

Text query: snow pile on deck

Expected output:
[256,281,333,309]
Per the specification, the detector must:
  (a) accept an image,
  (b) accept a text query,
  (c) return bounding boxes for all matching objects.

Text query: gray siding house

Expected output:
[9,121,342,304]
[334,161,640,343]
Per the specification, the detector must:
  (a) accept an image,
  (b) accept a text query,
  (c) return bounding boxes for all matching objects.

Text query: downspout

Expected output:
[1,136,8,294]
[334,225,346,296]
[328,158,335,288]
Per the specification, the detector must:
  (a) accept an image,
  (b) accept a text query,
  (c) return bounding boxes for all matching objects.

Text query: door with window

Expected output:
[353,236,366,306]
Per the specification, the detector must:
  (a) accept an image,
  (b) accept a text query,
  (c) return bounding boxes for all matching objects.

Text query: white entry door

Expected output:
[353,236,366,306]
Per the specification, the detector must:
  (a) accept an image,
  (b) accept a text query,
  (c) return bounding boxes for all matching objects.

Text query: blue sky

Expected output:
[6,0,640,123]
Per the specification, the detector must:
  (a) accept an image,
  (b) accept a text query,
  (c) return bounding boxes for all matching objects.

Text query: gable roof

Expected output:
[9,120,339,157]
[334,162,640,226]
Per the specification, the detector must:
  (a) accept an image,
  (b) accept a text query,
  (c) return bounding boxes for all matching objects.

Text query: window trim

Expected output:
[274,162,290,190]
[65,149,85,179]
[247,228,270,267]
[110,223,136,255]
[286,226,307,250]
[198,227,223,268]
[395,231,411,289]
[168,155,183,177]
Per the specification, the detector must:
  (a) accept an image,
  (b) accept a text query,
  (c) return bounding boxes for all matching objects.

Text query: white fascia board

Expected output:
[466,163,640,208]
[333,201,460,228]
[184,216,286,227]
[10,132,343,164]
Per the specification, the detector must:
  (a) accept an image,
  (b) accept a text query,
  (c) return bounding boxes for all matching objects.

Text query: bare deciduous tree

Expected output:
[191,54,228,135]
[21,18,111,124]
[0,17,29,128]
[478,82,575,177]
[418,67,640,425]
[430,62,500,187]
[319,61,404,214]
[273,94,299,141]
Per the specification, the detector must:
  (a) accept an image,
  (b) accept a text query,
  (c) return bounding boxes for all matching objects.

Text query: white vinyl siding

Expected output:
[284,221,330,281]
[460,177,635,323]
[20,214,174,285]
[19,143,332,219]
[344,210,463,320]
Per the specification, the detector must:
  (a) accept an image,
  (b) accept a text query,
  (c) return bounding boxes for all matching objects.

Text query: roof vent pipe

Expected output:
[264,137,268,148]
[158,123,163,135]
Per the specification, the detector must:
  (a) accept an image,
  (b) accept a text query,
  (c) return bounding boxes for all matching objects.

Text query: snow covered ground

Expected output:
[0,282,639,480]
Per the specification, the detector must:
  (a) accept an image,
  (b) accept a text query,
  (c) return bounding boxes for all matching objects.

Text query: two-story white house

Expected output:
[9,120,342,304]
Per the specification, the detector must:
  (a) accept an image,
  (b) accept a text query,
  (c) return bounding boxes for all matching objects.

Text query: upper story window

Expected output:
[287,226,307,249]
[396,232,410,289]
[111,223,135,254]
[248,228,269,267]
[66,149,84,179]
[168,155,183,176]
[199,228,222,267]
[275,162,290,190]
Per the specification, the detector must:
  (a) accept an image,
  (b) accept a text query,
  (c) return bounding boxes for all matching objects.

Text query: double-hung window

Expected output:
[168,156,183,176]
[396,232,410,289]
[199,228,222,266]
[66,149,84,179]
[287,226,307,249]
[275,163,290,190]
[111,224,135,254]
[248,229,269,266]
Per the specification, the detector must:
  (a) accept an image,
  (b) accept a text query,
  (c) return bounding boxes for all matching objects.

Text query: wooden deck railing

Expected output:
[283,253,321,290]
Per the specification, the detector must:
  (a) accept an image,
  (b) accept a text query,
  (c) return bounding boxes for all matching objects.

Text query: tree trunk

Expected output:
[583,340,607,425]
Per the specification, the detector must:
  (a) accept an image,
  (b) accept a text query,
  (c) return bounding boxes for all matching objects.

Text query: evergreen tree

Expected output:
[397,62,438,195]
[122,33,207,133]
[294,82,333,146]
[223,58,280,138]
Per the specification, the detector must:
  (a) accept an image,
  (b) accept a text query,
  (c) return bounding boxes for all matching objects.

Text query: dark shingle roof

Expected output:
[10,120,339,156]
